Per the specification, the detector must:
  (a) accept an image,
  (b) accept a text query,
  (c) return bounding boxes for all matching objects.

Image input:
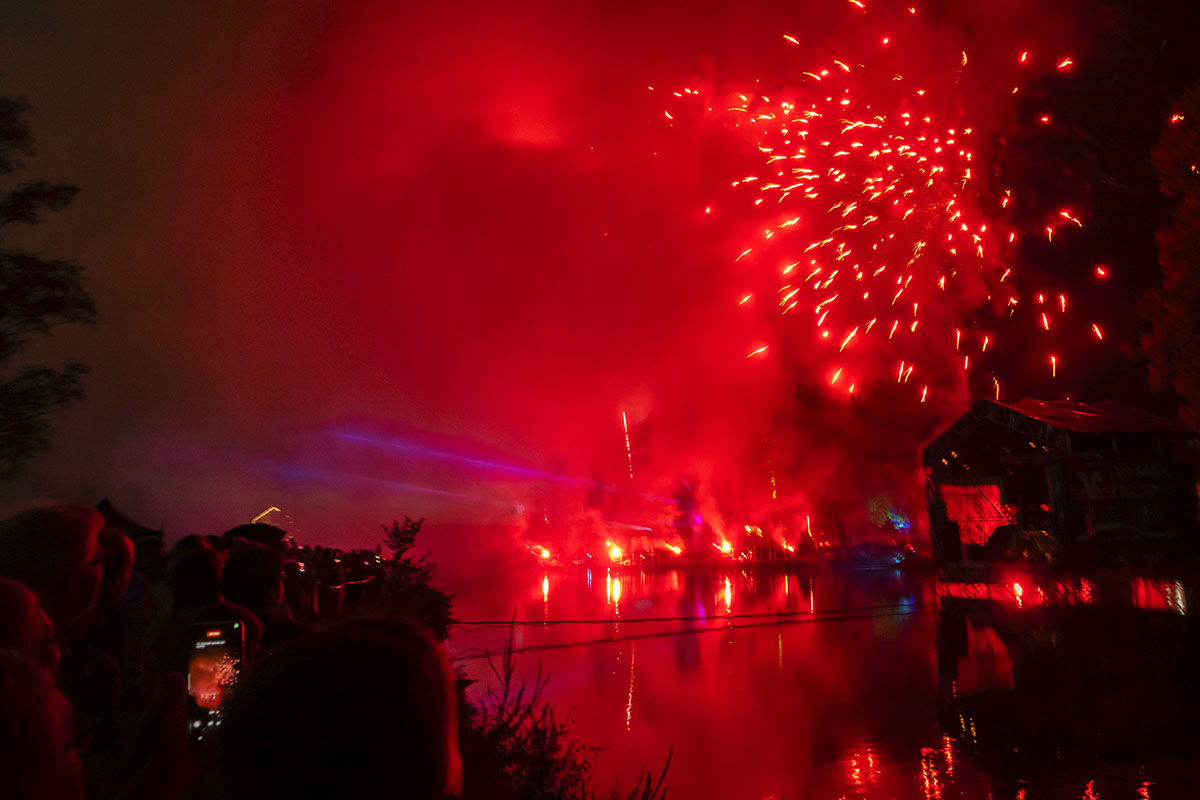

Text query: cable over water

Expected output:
[449,600,932,661]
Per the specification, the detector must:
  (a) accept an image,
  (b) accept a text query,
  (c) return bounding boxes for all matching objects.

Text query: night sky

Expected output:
[1,1,1198,546]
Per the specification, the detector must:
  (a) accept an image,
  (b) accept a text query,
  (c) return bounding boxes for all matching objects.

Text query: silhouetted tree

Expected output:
[0,95,96,478]
[376,517,453,639]
[462,630,670,800]
[1138,83,1200,430]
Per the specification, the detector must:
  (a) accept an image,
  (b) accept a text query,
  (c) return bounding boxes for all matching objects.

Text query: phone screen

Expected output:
[187,620,244,740]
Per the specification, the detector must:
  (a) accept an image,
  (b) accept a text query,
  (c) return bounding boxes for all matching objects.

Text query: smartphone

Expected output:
[187,620,244,741]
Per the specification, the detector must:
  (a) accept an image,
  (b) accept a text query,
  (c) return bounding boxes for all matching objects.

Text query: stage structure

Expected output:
[924,399,1199,579]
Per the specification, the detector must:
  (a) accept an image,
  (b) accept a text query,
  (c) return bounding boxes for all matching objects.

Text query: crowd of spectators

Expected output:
[0,505,462,800]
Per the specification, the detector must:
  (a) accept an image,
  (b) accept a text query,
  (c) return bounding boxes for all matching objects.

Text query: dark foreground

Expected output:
[449,566,1200,799]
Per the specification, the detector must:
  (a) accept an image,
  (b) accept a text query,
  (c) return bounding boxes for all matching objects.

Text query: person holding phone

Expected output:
[212,617,461,799]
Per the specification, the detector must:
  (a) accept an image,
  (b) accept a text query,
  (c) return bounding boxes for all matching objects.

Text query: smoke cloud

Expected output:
[0,0,1193,555]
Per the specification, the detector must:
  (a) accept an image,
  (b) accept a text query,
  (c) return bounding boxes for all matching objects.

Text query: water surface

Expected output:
[448,565,1197,799]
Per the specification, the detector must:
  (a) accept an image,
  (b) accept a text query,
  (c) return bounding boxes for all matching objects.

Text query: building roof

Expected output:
[923,399,1195,472]
[96,498,163,540]
[994,399,1194,436]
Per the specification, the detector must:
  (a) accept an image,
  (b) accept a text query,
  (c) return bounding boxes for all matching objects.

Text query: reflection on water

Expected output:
[939,595,1200,797]
[449,566,1200,798]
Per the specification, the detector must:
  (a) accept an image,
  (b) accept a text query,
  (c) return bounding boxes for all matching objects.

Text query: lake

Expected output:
[446,565,1200,799]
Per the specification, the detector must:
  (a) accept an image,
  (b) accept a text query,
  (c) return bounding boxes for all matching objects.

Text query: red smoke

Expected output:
[0,0,1158,551]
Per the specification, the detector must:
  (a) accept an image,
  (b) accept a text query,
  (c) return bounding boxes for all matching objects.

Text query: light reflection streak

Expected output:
[625,644,636,732]
[919,747,942,799]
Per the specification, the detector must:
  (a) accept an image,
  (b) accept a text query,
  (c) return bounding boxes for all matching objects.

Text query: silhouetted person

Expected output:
[223,523,287,553]
[168,549,222,610]
[220,546,309,649]
[83,527,135,660]
[0,507,121,753]
[281,559,312,624]
[314,547,345,617]
[0,506,106,635]
[0,577,59,673]
[132,536,164,585]
[170,534,213,559]
[0,649,83,800]
[147,551,253,681]
[214,617,460,800]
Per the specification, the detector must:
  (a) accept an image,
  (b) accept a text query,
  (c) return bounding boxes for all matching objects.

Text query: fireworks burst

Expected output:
[663,2,1113,405]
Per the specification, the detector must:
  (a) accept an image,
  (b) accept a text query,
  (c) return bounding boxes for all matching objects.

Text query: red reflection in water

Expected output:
[956,624,1014,694]
[625,645,635,732]
[1133,578,1187,614]
[919,747,942,799]
[939,575,1187,616]
[453,568,952,797]
[848,746,881,789]
[448,566,1193,799]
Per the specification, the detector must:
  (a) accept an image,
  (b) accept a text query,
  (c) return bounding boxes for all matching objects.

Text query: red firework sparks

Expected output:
[664,3,1107,404]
